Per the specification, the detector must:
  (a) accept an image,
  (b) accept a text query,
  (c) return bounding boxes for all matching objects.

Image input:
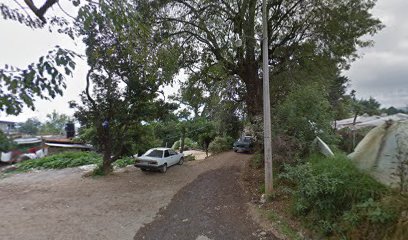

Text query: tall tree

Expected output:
[71,1,180,174]
[152,0,383,120]
[40,110,71,135]
[18,117,42,135]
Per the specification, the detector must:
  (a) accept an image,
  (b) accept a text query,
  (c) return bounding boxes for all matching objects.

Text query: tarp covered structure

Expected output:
[336,113,408,130]
[349,120,408,191]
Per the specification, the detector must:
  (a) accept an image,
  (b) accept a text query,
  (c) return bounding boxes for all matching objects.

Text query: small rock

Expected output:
[260,194,266,204]
[182,218,189,222]
[2,165,17,173]
[259,231,267,236]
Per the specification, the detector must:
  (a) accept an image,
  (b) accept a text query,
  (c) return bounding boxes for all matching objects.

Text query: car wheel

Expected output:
[178,157,184,165]
[234,149,238,152]
[160,164,167,173]
[141,168,147,172]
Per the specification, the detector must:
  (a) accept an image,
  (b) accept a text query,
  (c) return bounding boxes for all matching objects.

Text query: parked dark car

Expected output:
[233,136,254,153]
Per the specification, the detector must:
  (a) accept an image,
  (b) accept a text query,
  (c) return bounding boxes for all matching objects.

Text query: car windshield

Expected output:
[243,137,252,142]
[144,149,163,158]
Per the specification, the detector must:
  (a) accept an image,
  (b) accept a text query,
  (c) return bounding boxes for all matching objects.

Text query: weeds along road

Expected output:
[0,152,274,240]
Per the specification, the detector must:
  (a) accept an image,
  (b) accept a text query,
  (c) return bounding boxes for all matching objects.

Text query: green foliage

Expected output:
[172,138,198,150]
[0,130,16,152]
[14,151,135,172]
[208,136,234,153]
[72,1,181,173]
[280,153,394,236]
[358,97,381,116]
[40,110,71,135]
[113,156,135,168]
[276,84,337,151]
[18,118,42,135]
[0,47,77,115]
[250,151,264,169]
[184,154,196,161]
[382,106,406,115]
[15,151,101,171]
[156,0,383,119]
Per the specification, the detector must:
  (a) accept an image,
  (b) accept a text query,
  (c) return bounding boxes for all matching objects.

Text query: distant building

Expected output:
[0,120,17,135]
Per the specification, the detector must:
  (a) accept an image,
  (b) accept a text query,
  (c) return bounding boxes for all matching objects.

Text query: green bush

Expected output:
[172,138,198,150]
[280,153,394,236]
[275,84,338,154]
[250,151,263,169]
[0,130,16,152]
[16,151,102,171]
[208,136,234,153]
[184,154,196,161]
[113,156,135,168]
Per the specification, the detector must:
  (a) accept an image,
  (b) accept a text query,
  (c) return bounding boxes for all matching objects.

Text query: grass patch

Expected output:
[266,210,302,240]
[11,152,136,173]
[15,151,102,171]
[113,156,135,168]
[250,151,263,169]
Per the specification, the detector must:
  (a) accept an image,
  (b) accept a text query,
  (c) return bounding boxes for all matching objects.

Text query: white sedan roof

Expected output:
[152,147,172,151]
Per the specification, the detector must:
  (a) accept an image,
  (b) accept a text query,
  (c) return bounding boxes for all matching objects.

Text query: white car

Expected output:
[134,148,184,173]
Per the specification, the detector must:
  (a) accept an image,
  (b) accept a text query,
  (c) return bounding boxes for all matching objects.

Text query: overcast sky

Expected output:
[0,0,407,122]
[344,0,408,108]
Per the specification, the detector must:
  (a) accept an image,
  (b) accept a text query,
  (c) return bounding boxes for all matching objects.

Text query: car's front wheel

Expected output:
[160,164,167,173]
[178,157,184,165]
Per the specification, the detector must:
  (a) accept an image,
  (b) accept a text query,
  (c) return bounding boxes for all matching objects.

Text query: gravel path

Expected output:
[134,164,276,240]
[0,152,274,240]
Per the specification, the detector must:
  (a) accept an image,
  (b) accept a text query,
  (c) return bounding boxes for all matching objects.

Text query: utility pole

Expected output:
[263,0,273,194]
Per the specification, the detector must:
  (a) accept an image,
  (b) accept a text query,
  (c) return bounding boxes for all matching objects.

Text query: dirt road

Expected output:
[0,152,274,240]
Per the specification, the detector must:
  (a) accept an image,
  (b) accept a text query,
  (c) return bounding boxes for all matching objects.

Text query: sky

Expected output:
[0,0,407,122]
[344,0,408,108]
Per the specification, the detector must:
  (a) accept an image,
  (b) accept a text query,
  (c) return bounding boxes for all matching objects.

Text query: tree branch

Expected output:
[24,0,58,23]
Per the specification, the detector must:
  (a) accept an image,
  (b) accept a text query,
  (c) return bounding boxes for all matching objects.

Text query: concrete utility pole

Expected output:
[262,0,273,194]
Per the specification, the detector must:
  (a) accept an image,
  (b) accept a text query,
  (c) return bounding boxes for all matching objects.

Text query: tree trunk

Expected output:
[102,153,113,174]
[101,124,113,174]
[239,63,263,121]
[180,127,185,153]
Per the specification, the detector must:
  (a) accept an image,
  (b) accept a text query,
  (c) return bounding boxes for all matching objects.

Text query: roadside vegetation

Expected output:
[2,1,408,239]
[280,154,405,239]
[7,152,135,173]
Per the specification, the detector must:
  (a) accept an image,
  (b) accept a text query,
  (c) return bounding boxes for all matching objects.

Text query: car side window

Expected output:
[169,149,176,155]
[164,150,170,158]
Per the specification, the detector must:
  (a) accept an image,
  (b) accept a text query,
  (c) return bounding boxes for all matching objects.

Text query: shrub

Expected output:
[275,84,338,154]
[0,130,16,152]
[208,136,234,153]
[172,138,198,150]
[114,156,135,168]
[280,153,394,236]
[184,154,196,161]
[250,151,263,169]
[16,151,102,170]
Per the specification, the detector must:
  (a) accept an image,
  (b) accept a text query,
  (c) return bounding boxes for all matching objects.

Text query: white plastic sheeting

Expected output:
[336,113,408,130]
[349,120,408,190]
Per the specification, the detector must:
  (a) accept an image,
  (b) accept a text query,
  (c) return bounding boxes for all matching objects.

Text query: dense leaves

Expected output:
[71,0,180,173]
[0,46,77,115]
[18,117,42,135]
[40,110,71,135]
[0,130,16,152]
[152,0,383,119]
[280,154,399,237]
